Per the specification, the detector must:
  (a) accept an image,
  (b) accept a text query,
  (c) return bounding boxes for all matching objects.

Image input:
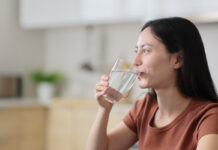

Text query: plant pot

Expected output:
[37,82,55,105]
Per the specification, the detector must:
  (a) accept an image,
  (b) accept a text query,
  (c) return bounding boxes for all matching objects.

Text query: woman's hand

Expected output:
[95,75,113,111]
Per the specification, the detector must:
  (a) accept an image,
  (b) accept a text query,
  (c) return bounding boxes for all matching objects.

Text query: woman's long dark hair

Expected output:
[141,17,218,102]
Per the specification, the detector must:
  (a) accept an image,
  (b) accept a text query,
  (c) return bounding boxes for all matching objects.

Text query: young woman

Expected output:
[86,17,218,150]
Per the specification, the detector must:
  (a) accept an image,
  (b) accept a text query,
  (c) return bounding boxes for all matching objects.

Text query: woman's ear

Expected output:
[172,51,183,69]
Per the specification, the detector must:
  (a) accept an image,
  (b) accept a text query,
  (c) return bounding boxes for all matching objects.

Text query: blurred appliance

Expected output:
[0,76,22,98]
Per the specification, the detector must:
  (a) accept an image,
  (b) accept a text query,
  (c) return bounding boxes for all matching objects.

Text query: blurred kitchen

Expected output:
[0,0,218,149]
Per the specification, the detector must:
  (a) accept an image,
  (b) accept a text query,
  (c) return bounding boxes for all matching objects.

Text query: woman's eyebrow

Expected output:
[135,44,153,48]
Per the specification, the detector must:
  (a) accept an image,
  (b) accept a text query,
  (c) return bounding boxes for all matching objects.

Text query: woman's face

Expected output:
[134,27,181,90]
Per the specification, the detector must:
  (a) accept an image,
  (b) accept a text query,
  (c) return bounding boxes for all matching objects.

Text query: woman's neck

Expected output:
[152,87,191,128]
[155,86,191,116]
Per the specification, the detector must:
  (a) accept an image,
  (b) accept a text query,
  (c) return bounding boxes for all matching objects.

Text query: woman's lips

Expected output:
[138,72,144,79]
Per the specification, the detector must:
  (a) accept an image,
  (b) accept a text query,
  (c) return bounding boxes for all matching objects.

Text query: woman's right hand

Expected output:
[95,75,113,111]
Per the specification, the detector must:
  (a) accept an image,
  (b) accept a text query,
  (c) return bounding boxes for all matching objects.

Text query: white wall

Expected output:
[44,22,218,100]
[197,23,218,89]
[44,22,142,99]
[1,0,217,100]
[0,0,44,97]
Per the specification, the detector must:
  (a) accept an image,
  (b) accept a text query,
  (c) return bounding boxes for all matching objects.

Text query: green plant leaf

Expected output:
[30,70,62,84]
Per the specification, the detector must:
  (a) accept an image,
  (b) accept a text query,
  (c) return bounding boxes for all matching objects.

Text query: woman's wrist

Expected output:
[98,105,112,114]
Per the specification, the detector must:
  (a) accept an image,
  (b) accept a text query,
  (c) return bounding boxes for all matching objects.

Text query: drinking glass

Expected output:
[104,58,138,103]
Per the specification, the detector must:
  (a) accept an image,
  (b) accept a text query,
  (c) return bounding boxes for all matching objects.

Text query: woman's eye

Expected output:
[134,49,150,54]
[134,49,138,53]
[143,49,150,53]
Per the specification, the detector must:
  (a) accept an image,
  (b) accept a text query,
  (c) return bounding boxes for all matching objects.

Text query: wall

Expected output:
[44,22,218,100]
[1,1,217,100]
[0,0,44,97]
[197,23,218,87]
[44,22,142,99]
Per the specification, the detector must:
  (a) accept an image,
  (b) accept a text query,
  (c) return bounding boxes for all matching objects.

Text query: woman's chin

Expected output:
[139,81,149,89]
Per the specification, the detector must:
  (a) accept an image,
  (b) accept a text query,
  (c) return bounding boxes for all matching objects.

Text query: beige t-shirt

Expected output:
[123,94,218,150]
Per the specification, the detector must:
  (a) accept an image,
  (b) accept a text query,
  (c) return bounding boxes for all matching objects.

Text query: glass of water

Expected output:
[104,58,138,103]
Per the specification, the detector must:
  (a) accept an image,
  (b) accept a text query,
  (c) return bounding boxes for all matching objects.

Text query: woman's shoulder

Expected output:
[192,99,218,108]
[191,99,218,141]
[191,99,218,113]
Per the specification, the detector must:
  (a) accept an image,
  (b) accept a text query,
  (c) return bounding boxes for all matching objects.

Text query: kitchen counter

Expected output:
[0,98,48,108]
[51,98,133,112]
[46,99,134,150]
[0,98,134,112]
[0,98,47,150]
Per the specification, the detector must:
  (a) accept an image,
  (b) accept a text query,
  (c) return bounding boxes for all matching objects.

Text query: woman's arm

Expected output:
[196,134,218,150]
[86,109,137,150]
[86,75,112,150]
[86,107,111,150]
[107,122,137,150]
[86,75,137,150]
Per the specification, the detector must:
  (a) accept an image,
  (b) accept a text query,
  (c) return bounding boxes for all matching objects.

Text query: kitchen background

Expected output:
[0,0,218,150]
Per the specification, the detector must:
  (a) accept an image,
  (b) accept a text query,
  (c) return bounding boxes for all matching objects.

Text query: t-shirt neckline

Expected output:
[148,99,194,132]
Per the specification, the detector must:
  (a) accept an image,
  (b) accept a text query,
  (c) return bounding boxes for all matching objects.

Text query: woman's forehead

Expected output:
[137,28,169,54]
[137,28,160,47]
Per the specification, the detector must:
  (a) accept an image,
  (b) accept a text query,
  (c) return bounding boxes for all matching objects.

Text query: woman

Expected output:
[86,17,218,150]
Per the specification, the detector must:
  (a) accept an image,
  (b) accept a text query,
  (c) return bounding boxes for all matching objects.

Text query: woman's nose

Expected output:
[133,53,142,67]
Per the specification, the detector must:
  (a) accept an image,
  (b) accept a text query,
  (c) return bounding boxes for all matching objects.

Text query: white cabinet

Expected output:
[81,0,146,22]
[19,0,82,28]
[147,0,218,22]
[20,0,218,29]
[19,0,146,29]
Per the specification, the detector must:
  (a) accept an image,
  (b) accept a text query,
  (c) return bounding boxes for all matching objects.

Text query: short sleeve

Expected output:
[197,106,218,141]
[123,98,147,133]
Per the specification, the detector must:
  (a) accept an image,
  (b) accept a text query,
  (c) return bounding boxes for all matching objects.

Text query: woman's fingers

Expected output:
[97,81,109,87]
[95,75,110,100]
[96,77,109,85]
[95,91,104,98]
[95,79,109,92]
[101,75,109,81]
[94,75,114,109]
[95,85,108,92]
[95,89,108,100]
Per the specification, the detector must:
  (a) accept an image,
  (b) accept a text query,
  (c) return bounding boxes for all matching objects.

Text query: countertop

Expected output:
[0,98,134,112]
[51,99,133,112]
[0,98,47,108]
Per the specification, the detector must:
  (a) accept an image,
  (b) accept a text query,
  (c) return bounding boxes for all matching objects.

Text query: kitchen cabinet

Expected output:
[146,0,218,22]
[19,0,218,29]
[46,100,132,150]
[0,102,47,150]
[19,0,146,29]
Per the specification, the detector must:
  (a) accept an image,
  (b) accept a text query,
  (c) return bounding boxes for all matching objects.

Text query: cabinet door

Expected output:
[20,0,82,28]
[46,106,98,150]
[0,107,46,150]
[0,109,19,150]
[46,106,75,150]
[18,107,46,150]
[46,103,129,150]
[20,0,145,29]
[70,108,97,150]
[71,107,128,150]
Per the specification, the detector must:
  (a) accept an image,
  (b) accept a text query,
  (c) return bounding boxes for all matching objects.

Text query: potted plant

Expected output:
[30,70,62,104]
